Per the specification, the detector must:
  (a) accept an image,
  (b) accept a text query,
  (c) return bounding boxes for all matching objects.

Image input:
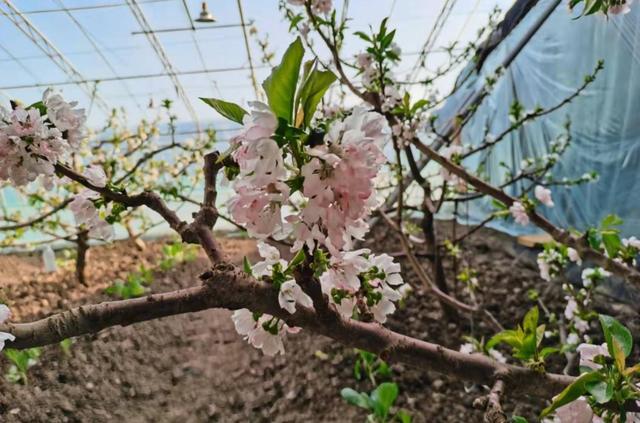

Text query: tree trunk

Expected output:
[421,189,458,319]
[75,230,89,286]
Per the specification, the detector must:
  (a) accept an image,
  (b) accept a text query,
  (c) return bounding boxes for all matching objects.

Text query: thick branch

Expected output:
[0,263,573,398]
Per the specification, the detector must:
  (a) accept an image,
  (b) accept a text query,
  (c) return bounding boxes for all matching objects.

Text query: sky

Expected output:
[0,0,514,133]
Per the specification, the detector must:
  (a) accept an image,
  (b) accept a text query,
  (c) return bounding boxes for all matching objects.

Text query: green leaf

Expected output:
[262,37,305,123]
[243,256,253,276]
[354,31,372,42]
[512,416,528,423]
[296,67,337,127]
[200,98,247,124]
[585,379,613,404]
[370,382,398,418]
[541,371,603,417]
[126,279,146,298]
[341,388,371,410]
[286,249,306,272]
[27,100,47,116]
[611,337,626,372]
[523,306,539,334]
[601,214,623,229]
[487,329,522,351]
[601,231,622,258]
[410,99,429,115]
[395,410,412,423]
[540,347,560,359]
[599,314,633,358]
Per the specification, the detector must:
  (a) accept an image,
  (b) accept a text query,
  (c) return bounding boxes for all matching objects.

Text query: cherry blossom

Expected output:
[319,249,371,298]
[608,0,632,14]
[623,236,640,249]
[83,165,107,188]
[318,250,405,323]
[231,309,299,356]
[458,341,506,363]
[286,0,332,14]
[251,242,288,277]
[228,103,289,239]
[439,145,463,185]
[0,91,85,187]
[311,0,332,14]
[509,201,530,226]
[42,88,86,148]
[535,185,554,207]
[581,267,611,288]
[278,280,314,314]
[549,397,594,423]
[0,304,15,351]
[299,107,388,251]
[564,296,578,320]
[576,342,609,370]
[568,247,582,265]
[69,190,114,240]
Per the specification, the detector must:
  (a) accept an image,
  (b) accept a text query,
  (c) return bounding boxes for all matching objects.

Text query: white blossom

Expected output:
[278,280,313,314]
[0,304,15,351]
[568,248,582,265]
[581,267,611,288]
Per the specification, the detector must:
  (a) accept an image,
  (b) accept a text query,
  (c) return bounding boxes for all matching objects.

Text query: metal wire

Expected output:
[125,0,200,131]
[0,0,111,114]
[54,0,144,112]
[236,0,260,100]
[0,65,269,90]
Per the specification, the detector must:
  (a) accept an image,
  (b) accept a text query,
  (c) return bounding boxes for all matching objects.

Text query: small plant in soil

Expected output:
[159,241,198,271]
[4,348,41,384]
[341,382,412,423]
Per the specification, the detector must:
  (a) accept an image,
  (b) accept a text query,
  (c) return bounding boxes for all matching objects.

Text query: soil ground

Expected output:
[0,223,638,422]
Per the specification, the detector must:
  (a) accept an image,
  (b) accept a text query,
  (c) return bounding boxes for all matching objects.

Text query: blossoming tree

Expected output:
[0,98,214,285]
[1,0,639,421]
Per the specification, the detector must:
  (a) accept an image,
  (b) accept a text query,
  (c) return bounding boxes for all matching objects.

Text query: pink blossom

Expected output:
[0,93,84,186]
[229,183,289,239]
[69,190,114,240]
[535,185,554,207]
[299,108,388,251]
[576,343,609,370]
[552,397,593,423]
[311,0,332,14]
[43,88,86,147]
[608,1,631,14]
[509,201,529,226]
[357,53,373,69]
[84,165,107,188]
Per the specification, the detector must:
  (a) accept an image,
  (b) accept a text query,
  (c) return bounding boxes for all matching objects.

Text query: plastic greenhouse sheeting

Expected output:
[434,0,640,237]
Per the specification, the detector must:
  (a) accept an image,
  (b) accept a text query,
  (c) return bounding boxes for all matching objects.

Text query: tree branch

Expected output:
[410,139,640,285]
[483,379,507,423]
[0,198,72,231]
[0,263,574,398]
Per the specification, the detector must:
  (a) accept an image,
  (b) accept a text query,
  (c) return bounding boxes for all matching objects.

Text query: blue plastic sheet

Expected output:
[435,0,640,237]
